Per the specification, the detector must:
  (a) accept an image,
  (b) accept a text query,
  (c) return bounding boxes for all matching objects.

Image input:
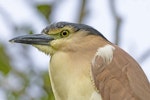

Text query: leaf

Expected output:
[36,4,52,22]
[0,44,11,75]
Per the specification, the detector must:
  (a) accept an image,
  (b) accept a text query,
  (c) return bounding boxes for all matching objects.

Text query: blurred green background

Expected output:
[0,0,150,100]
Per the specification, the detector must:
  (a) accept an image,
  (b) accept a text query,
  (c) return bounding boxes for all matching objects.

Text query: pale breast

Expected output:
[49,51,102,100]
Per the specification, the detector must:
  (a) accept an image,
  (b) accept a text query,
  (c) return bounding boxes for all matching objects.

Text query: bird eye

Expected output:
[60,30,69,37]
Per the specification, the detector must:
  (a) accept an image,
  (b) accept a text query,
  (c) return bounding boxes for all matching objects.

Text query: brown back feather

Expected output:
[91,45,150,100]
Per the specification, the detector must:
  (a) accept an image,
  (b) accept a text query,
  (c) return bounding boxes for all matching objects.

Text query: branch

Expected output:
[108,0,122,45]
[138,49,150,63]
[78,0,87,23]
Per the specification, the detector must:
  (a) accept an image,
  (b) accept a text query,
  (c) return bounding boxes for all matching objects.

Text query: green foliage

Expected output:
[36,4,52,22]
[0,0,87,99]
[0,44,11,75]
[42,73,55,100]
[0,2,54,99]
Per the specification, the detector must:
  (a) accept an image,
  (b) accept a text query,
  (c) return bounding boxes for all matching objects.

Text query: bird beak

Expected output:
[9,34,54,45]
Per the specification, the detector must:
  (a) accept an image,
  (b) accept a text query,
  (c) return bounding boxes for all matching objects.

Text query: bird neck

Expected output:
[49,35,108,100]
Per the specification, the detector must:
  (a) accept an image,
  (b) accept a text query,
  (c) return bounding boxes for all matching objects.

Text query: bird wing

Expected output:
[91,45,150,100]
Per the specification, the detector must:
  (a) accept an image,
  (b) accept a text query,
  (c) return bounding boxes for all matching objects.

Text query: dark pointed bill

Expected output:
[9,34,54,45]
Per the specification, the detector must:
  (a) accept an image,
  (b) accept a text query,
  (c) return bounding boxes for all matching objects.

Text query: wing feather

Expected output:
[91,45,150,100]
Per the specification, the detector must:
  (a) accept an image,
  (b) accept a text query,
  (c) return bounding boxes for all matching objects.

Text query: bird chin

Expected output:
[33,45,55,56]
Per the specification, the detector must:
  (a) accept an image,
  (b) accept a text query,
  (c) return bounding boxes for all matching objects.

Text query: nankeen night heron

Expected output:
[10,22,150,100]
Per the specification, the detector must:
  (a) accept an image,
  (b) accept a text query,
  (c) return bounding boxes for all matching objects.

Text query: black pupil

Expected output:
[62,31,67,35]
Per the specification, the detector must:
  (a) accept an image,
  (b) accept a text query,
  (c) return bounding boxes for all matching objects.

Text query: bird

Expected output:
[9,22,150,100]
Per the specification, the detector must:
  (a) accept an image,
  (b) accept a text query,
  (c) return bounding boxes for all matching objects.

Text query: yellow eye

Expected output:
[60,30,69,37]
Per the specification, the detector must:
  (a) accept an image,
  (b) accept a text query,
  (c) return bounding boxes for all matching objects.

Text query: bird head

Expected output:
[9,22,108,55]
